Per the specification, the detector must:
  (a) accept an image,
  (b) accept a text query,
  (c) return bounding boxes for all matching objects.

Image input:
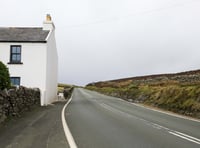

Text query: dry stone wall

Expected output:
[0,86,40,124]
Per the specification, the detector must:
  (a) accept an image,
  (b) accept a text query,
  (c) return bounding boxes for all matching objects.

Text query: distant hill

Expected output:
[86,69,200,119]
[87,69,200,88]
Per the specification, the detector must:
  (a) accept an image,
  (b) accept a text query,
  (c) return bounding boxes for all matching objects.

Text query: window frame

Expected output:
[8,45,23,64]
[10,77,21,86]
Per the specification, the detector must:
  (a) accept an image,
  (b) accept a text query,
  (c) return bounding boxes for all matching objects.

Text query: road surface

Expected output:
[66,88,200,148]
[0,88,199,148]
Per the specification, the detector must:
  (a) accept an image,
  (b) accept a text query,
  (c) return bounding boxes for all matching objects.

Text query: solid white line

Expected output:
[174,131,200,142]
[61,96,78,148]
[131,103,200,123]
[169,132,200,145]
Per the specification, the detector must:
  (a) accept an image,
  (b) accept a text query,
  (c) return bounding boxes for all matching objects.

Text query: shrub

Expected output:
[63,87,74,99]
[0,61,11,90]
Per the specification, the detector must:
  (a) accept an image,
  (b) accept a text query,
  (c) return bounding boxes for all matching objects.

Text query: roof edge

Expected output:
[0,40,47,43]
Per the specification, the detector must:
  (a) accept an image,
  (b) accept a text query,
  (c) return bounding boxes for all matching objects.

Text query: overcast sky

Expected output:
[1,0,200,86]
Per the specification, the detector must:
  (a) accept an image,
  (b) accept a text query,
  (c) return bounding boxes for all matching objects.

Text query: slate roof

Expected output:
[0,27,50,43]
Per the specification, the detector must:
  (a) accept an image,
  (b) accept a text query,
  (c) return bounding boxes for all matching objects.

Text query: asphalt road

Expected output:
[66,88,200,148]
[0,101,69,148]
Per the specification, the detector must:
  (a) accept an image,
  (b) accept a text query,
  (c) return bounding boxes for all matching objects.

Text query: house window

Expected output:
[10,77,20,86]
[10,45,22,64]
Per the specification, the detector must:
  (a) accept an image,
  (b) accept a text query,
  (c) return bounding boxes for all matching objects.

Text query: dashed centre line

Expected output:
[100,103,200,145]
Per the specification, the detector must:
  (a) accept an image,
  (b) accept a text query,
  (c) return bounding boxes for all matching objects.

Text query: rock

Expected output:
[128,99,133,102]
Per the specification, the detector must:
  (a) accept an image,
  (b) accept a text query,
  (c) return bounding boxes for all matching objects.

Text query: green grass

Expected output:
[57,83,74,93]
[86,81,200,118]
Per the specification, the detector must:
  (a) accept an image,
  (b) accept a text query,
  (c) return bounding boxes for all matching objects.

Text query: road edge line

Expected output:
[61,95,78,148]
[130,102,200,123]
[89,89,200,123]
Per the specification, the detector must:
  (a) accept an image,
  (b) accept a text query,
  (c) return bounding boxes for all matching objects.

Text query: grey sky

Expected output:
[0,0,200,86]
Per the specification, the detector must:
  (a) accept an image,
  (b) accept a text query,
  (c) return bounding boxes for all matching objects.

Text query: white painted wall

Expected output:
[45,29,58,105]
[43,18,58,105]
[0,39,58,106]
[0,43,47,105]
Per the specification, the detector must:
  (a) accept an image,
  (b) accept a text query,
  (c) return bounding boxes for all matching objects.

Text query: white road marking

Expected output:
[100,103,133,118]
[84,89,200,145]
[61,95,78,148]
[100,102,200,145]
[174,131,200,142]
[86,89,200,123]
[169,131,200,145]
[131,103,200,123]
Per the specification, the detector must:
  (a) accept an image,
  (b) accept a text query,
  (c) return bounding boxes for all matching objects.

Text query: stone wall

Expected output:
[0,86,40,124]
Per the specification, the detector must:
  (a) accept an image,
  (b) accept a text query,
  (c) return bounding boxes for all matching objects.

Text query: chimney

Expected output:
[46,14,51,21]
[43,14,55,31]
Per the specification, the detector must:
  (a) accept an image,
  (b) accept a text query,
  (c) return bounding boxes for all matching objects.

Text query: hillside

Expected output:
[86,69,200,119]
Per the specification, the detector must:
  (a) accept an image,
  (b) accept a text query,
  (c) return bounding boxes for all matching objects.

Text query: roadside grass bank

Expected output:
[58,83,74,99]
[58,83,74,94]
[86,70,200,119]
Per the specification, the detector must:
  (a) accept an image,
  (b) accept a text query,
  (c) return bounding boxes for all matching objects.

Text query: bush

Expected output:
[0,61,11,90]
[63,87,74,99]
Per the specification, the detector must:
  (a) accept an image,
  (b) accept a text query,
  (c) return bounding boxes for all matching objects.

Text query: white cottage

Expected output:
[0,15,58,106]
